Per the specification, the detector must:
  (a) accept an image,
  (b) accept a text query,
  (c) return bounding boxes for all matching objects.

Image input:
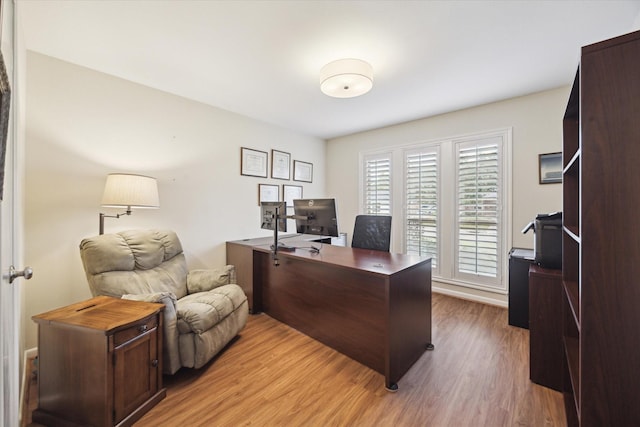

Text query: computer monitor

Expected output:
[293,198,339,237]
[260,201,287,232]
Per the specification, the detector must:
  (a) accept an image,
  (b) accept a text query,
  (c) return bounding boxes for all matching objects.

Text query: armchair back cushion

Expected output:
[80,230,189,299]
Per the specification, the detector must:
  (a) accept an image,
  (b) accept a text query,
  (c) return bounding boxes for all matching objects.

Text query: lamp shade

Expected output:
[320,58,373,98]
[101,173,159,209]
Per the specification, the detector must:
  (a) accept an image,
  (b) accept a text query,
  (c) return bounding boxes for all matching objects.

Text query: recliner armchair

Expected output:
[79,229,248,374]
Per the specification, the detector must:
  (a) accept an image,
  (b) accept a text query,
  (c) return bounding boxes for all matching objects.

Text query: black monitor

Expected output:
[260,201,287,232]
[293,198,339,237]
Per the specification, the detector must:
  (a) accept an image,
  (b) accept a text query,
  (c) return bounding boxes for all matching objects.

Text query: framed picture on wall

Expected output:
[258,183,279,205]
[539,152,562,184]
[241,147,268,178]
[283,184,302,207]
[293,160,313,183]
[271,150,291,180]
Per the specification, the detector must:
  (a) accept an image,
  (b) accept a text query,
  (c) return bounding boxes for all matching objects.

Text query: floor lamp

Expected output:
[99,173,160,235]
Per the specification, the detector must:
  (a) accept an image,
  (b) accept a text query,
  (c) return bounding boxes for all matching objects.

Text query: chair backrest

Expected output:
[351,215,392,252]
[79,229,189,299]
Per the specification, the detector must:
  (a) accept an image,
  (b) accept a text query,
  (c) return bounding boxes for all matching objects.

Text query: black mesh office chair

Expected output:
[351,215,392,252]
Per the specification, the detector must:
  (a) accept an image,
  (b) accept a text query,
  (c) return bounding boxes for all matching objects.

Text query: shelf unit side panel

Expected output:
[579,31,640,426]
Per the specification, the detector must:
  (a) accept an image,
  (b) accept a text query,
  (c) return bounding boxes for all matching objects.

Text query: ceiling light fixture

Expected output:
[320,58,373,98]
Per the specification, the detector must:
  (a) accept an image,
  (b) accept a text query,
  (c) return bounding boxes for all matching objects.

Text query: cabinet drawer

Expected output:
[114,315,158,347]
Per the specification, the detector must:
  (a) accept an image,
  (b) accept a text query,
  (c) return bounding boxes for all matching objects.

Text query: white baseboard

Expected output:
[433,285,508,308]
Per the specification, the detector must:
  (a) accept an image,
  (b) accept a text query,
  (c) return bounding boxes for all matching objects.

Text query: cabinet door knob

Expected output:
[151,359,159,367]
[138,324,148,333]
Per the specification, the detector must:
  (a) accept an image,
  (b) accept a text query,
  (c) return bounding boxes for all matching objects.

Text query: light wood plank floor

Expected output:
[27,293,566,426]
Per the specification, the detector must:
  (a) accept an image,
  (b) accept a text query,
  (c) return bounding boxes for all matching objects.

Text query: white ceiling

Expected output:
[18,0,640,140]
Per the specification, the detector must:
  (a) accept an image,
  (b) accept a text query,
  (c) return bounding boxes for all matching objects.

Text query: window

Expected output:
[362,153,391,215]
[405,146,439,269]
[455,137,502,288]
[360,129,510,293]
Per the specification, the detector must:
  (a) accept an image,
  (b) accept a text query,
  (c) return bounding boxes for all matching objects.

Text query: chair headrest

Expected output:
[79,229,183,275]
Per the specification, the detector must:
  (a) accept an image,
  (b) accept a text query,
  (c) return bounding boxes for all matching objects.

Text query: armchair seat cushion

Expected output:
[176,284,246,334]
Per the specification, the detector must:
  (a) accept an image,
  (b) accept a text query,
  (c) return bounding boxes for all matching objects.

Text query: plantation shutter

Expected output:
[363,154,392,215]
[360,128,509,293]
[456,139,501,284]
[404,148,438,269]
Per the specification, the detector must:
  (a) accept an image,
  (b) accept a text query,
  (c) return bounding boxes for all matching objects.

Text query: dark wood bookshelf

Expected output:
[561,29,640,426]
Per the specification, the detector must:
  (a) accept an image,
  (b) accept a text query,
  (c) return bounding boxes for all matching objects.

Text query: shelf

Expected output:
[564,336,580,415]
[562,70,580,160]
[563,225,580,243]
[563,391,580,426]
[563,280,580,329]
[563,148,580,174]
[562,154,580,234]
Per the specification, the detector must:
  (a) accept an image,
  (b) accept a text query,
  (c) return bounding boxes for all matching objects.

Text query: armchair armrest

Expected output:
[121,292,181,375]
[122,291,177,306]
[186,265,236,294]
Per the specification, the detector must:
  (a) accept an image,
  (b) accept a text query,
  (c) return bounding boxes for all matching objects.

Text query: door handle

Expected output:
[9,266,33,284]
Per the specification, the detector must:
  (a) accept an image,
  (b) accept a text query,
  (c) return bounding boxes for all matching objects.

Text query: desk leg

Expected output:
[385,343,434,392]
[385,261,433,392]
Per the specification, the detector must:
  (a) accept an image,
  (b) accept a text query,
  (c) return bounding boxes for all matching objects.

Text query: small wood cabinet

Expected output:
[32,296,166,427]
[528,265,562,391]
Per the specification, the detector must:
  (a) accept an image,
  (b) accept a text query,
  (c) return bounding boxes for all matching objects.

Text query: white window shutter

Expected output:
[404,148,439,268]
[359,128,508,293]
[363,154,392,215]
[455,138,501,286]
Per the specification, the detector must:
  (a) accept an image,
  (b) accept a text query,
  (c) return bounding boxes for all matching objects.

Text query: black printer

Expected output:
[522,212,562,270]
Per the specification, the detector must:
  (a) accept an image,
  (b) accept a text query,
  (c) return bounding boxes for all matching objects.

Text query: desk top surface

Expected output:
[228,235,430,276]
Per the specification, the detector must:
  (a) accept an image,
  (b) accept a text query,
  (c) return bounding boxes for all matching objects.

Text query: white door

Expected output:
[1,2,25,426]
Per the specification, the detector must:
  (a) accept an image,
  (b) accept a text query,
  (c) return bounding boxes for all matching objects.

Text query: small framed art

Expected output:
[539,152,562,184]
[271,149,291,180]
[283,184,303,207]
[258,184,280,205]
[293,160,313,183]
[241,147,268,178]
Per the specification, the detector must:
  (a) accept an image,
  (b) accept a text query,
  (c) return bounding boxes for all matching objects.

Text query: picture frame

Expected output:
[539,152,562,184]
[293,160,313,183]
[271,149,291,180]
[258,183,279,205]
[283,184,303,207]
[241,147,268,178]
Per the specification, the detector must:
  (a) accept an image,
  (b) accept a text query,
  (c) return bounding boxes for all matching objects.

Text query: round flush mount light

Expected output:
[320,58,373,98]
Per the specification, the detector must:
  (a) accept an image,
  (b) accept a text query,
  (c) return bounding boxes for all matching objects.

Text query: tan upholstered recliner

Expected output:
[79,229,248,374]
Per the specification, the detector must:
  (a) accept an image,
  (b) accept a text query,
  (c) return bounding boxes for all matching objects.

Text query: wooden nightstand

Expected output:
[32,296,166,427]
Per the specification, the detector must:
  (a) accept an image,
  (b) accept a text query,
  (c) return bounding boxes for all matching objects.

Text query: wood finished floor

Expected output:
[27,293,566,426]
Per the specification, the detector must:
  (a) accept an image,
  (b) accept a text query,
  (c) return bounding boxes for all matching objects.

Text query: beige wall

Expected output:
[23,52,326,349]
[326,86,569,305]
[22,51,574,345]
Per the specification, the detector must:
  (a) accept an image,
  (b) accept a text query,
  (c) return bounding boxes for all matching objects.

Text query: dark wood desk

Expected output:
[227,235,432,390]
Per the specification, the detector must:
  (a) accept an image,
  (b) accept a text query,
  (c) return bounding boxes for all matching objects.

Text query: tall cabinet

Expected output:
[562,30,640,426]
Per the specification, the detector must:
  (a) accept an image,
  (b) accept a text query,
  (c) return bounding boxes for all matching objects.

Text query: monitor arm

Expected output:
[271,209,309,266]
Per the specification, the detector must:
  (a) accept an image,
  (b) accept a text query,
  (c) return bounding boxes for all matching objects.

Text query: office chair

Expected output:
[351,215,392,252]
